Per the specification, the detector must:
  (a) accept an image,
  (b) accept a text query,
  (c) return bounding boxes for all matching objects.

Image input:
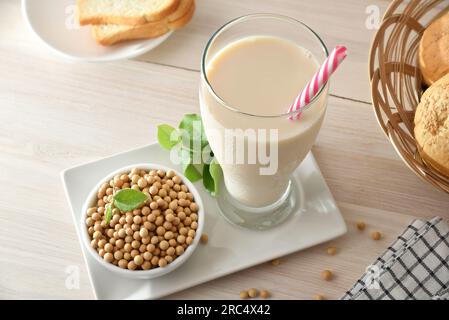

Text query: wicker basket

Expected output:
[369,0,449,193]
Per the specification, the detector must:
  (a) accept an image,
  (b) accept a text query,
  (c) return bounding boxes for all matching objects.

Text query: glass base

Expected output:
[216,178,300,230]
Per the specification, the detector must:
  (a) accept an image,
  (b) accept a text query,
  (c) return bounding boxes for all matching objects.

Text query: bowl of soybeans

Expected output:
[80,164,205,279]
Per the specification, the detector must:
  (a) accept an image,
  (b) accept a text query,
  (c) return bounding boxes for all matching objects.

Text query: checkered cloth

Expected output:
[342,217,449,300]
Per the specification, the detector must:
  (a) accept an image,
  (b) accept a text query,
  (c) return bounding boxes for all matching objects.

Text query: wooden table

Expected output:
[1,0,448,300]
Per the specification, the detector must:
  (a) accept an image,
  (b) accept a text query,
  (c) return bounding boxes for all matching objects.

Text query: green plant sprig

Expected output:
[157,114,222,195]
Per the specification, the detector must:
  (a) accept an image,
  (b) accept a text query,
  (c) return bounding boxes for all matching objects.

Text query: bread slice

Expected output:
[167,0,194,29]
[92,0,195,45]
[77,0,181,26]
[163,0,193,22]
[92,21,170,46]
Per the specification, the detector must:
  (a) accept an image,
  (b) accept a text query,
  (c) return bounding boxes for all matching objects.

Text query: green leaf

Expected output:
[179,114,201,132]
[157,124,180,150]
[184,164,202,182]
[202,164,214,193]
[179,147,191,167]
[104,203,112,225]
[179,148,202,182]
[209,158,223,195]
[179,114,208,151]
[113,189,148,212]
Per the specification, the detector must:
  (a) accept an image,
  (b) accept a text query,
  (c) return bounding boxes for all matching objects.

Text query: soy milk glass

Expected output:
[199,14,329,229]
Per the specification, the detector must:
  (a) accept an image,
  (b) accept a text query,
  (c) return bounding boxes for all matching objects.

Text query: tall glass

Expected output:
[199,14,329,230]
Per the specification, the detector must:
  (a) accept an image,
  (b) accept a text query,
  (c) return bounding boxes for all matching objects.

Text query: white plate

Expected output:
[61,143,347,299]
[22,0,173,62]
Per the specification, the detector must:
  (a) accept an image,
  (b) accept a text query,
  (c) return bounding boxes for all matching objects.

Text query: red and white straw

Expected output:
[288,45,347,120]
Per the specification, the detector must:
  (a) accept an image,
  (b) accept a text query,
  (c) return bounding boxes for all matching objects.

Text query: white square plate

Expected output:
[61,143,346,299]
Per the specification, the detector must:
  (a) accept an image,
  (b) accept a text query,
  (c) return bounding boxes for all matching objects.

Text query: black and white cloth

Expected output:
[342,217,449,300]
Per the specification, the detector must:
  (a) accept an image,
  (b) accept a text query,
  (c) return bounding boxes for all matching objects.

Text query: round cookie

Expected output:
[414,73,449,177]
[418,12,449,86]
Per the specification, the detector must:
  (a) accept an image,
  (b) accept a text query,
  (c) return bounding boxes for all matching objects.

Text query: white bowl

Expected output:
[80,163,205,279]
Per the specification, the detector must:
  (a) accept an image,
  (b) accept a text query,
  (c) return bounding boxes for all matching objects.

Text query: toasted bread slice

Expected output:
[92,0,195,45]
[92,21,170,46]
[77,0,181,26]
[164,0,193,22]
[168,0,194,29]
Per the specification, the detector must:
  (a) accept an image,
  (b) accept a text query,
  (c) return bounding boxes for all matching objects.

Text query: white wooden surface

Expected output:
[1,0,448,300]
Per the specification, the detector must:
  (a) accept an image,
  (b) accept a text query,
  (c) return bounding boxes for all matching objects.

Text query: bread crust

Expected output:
[414,74,449,178]
[418,11,449,86]
[168,1,195,29]
[78,0,181,26]
[167,0,193,22]
[92,0,195,45]
[92,22,170,45]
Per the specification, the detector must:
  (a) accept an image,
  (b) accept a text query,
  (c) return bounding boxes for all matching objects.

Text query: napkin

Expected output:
[342,217,449,300]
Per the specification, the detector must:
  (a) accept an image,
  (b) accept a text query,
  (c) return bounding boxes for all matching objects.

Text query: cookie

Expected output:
[418,11,449,86]
[414,73,449,177]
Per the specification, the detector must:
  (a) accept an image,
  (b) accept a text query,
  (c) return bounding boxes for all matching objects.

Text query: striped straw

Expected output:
[288,45,347,120]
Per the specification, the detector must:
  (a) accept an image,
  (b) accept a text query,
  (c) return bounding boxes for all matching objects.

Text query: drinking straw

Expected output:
[288,45,347,120]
